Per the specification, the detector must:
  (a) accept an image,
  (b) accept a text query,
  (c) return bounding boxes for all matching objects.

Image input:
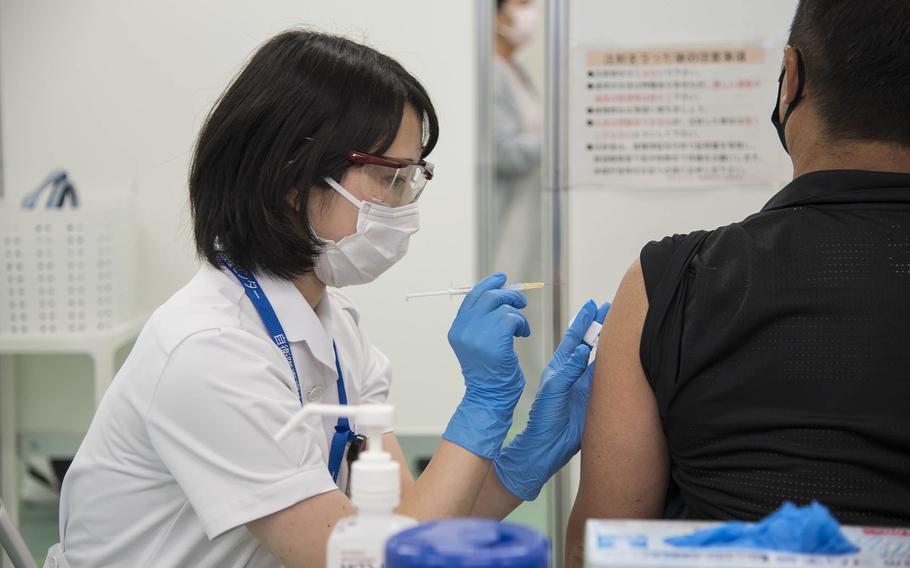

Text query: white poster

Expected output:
[570,44,790,189]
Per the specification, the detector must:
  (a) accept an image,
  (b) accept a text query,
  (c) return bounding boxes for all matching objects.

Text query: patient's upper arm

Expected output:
[575,258,669,518]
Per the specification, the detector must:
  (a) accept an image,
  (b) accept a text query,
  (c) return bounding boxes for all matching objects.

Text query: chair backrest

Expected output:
[0,499,38,568]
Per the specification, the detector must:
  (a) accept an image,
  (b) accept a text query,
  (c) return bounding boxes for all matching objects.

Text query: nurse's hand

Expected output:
[493,300,610,501]
[443,272,530,459]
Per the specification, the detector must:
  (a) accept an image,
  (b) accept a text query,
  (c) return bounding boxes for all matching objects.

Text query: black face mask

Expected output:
[771,48,806,154]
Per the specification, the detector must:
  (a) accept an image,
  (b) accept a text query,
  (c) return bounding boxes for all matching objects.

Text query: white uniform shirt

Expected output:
[57,263,392,567]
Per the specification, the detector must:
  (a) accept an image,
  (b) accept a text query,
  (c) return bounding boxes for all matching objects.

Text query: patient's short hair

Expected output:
[788,0,910,147]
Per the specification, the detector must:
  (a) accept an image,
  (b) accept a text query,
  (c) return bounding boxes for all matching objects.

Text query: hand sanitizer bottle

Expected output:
[276,403,417,568]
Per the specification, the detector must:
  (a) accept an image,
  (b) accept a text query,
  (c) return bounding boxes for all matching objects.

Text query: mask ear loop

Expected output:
[781,48,806,127]
[324,177,365,210]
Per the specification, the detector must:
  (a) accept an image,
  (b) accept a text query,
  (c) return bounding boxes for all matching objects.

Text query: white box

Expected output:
[586,520,910,567]
[0,204,137,335]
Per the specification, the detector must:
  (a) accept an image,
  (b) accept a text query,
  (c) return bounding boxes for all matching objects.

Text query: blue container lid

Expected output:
[385,519,550,567]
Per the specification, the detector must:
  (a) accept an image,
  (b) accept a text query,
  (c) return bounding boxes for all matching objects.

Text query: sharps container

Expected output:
[385,518,549,567]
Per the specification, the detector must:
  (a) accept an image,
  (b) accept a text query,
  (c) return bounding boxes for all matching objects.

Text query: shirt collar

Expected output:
[250,270,337,373]
[762,169,910,212]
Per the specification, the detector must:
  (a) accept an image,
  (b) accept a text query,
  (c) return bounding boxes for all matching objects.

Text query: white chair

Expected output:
[0,498,37,568]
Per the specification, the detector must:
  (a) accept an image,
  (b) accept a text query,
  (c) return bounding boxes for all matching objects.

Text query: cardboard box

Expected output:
[586,520,910,567]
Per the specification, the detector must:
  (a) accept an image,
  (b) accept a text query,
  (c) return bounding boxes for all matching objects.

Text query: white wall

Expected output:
[564,0,800,492]
[0,0,478,436]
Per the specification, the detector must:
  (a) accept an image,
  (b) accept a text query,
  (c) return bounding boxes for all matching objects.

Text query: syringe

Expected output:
[406,282,545,301]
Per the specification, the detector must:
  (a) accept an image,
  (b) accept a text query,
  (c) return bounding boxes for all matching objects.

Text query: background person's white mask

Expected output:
[314,177,420,287]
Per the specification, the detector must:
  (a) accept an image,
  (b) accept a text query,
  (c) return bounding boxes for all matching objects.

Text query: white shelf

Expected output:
[0,313,149,355]
[0,311,149,542]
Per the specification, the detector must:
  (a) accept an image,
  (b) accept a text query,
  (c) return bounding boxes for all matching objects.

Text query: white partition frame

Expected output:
[543,0,571,563]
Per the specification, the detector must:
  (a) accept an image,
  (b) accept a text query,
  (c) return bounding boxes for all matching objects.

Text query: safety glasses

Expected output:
[342,150,435,208]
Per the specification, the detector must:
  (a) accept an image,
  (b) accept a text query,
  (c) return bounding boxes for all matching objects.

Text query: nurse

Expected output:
[49,30,606,568]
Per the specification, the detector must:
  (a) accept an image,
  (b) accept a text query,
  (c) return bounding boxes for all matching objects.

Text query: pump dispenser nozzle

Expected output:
[276,403,399,512]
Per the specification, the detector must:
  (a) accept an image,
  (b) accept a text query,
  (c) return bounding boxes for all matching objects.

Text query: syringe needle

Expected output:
[404,287,472,301]
[405,282,545,301]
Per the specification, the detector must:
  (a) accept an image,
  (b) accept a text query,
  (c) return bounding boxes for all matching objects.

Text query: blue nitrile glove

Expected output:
[493,299,611,501]
[443,273,531,459]
[666,501,859,555]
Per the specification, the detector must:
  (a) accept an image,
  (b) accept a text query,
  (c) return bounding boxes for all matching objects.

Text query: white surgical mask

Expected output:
[313,177,420,287]
[498,3,538,50]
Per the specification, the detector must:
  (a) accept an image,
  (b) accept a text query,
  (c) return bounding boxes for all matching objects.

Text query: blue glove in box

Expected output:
[586,503,910,567]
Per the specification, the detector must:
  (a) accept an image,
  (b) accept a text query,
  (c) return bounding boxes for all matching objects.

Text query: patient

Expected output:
[567,1,910,565]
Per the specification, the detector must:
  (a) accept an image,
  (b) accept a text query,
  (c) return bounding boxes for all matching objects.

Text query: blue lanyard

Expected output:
[219,254,354,482]
[328,342,355,482]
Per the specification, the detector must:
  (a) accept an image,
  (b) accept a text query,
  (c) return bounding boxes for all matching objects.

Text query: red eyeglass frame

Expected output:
[345,150,434,181]
[302,137,435,181]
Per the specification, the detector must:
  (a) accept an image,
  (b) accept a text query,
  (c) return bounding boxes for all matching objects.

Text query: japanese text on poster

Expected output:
[571,45,788,188]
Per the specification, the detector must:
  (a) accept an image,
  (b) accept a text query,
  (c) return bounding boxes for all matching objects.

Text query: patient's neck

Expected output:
[793,139,910,179]
[789,109,910,178]
[293,272,326,310]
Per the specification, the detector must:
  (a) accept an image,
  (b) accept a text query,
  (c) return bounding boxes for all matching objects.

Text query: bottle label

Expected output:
[339,552,382,568]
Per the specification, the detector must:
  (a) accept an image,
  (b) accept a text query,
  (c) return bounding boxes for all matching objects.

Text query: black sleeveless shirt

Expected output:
[640,170,910,525]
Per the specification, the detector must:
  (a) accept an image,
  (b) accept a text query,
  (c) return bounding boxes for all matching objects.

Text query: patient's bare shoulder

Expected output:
[565,257,668,567]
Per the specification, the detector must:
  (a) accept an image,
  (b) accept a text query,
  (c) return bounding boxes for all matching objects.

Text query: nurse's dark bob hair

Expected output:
[189,29,439,279]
